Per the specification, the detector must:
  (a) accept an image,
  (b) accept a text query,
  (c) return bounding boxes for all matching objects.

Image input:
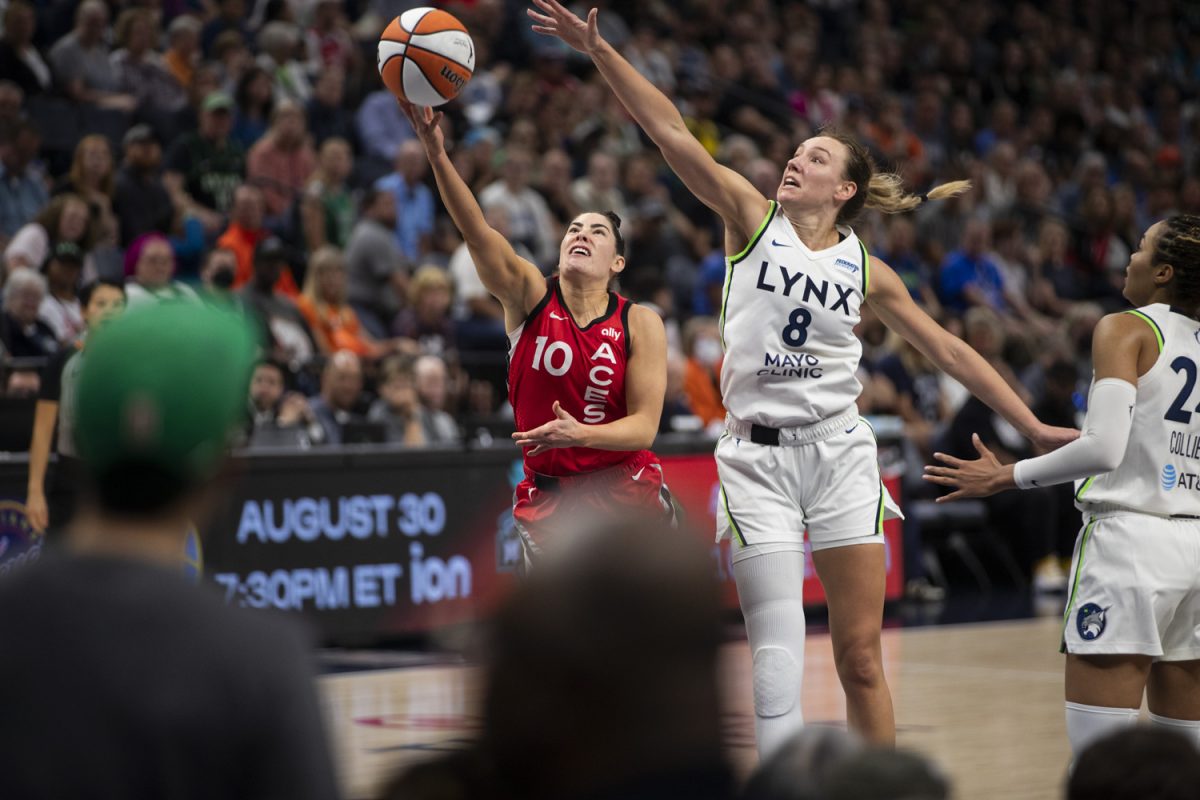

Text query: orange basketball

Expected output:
[377,8,475,107]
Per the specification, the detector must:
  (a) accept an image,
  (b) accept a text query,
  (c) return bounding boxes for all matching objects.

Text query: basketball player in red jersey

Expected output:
[399,102,674,561]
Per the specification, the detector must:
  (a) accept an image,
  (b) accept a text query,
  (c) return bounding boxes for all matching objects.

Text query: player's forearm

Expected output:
[27,401,57,494]
[427,149,494,250]
[590,39,690,150]
[938,338,1041,438]
[576,413,658,452]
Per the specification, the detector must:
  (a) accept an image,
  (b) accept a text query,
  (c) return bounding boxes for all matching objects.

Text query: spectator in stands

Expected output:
[393,265,455,357]
[300,137,354,252]
[48,0,135,112]
[219,184,297,295]
[6,366,39,398]
[345,188,408,339]
[877,216,940,312]
[533,147,580,230]
[162,15,201,94]
[681,317,724,432]
[25,278,125,533]
[412,354,459,445]
[1,268,57,358]
[310,349,365,445]
[0,302,340,800]
[38,241,85,344]
[245,358,324,448]
[296,245,408,359]
[824,748,950,800]
[1067,727,1200,800]
[122,233,198,308]
[0,2,52,98]
[375,139,435,263]
[478,147,557,268]
[307,67,356,151]
[0,81,23,132]
[199,246,238,297]
[202,0,250,55]
[4,193,91,274]
[256,21,311,105]
[112,125,173,247]
[570,151,628,224]
[355,86,413,167]
[474,521,732,800]
[110,8,187,118]
[741,727,864,800]
[306,0,356,74]
[164,90,245,222]
[0,119,48,243]
[232,66,274,151]
[239,236,316,367]
[52,135,116,254]
[939,217,1008,315]
[247,99,316,222]
[367,355,427,446]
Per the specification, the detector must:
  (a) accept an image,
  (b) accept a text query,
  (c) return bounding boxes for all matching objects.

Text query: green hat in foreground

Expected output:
[75,301,258,486]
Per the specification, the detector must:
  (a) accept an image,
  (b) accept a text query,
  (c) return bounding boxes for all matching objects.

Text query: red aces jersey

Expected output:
[508,278,647,476]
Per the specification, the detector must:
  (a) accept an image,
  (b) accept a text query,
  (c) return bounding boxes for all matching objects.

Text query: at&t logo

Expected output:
[1163,464,1178,490]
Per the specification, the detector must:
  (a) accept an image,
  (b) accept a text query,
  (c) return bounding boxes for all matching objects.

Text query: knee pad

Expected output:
[752,645,801,718]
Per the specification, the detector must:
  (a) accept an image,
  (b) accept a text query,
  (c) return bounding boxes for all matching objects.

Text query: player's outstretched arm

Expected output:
[924,312,1148,500]
[512,305,666,455]
[399,101,544,320]
[867,255,1078,454]
[528,0,767,244]
[25,399,57,532]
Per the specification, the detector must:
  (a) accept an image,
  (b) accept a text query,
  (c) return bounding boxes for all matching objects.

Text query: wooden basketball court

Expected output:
[321,614,1075,799]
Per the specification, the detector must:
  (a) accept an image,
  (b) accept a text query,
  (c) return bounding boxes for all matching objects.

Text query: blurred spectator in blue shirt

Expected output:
[0,120,48,241]
[374,140,433,263]
[939,218,1007,315]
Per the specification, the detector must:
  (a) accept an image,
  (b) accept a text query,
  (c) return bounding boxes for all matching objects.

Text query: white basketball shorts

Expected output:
[715,416,902,561]
[1062,511,1200,660]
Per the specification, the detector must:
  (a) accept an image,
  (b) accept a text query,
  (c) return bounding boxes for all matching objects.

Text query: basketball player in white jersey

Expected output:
[530,0,1077,753]
[926,215,1200,759]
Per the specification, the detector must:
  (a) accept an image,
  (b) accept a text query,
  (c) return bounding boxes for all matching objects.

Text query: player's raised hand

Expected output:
[512,400,584,457]
[528,0,601,55]
[397,99,445,154]
[923,433,1015,501]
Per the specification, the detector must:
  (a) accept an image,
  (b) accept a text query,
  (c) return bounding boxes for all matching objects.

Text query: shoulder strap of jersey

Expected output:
[525,277,555,327]
[858,238,871,296]
[1123,308,1165,354]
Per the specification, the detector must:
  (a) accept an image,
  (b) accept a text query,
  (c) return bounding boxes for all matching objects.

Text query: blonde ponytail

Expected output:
[865,174,972,215]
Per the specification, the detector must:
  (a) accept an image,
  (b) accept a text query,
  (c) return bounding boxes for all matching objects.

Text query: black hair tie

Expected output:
[918,192,929,203]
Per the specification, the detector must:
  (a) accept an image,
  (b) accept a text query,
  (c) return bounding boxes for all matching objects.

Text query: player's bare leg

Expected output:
[1064,654,1151,758]
[812,542,894,745]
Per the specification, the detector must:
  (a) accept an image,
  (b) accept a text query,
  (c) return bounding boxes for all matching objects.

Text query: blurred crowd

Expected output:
[0,1,1197,573]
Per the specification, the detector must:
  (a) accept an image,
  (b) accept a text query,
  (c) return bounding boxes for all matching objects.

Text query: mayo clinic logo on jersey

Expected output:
[1076,602,1109,641]
[1163,464,1179,491]
[832,257,860,275]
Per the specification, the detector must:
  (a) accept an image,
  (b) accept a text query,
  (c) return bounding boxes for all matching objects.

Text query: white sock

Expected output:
[1149,712,1200,749]
[733,549,807,760]
[1066,701,1139,760]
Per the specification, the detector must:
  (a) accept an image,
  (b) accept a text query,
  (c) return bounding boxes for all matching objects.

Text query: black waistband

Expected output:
[750,424,780,446]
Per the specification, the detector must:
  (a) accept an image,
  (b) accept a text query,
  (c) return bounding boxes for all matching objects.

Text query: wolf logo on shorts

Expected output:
[1076,603,1109,641]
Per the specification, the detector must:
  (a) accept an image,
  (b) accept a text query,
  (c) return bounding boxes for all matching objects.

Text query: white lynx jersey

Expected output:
[1076,304,1200,517]
[718,200,870,427]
